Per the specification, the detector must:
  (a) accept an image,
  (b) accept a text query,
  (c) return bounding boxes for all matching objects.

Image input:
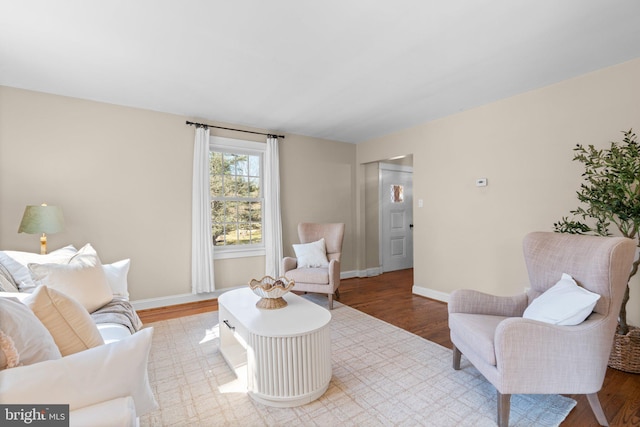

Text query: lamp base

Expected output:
[40,233,47,255]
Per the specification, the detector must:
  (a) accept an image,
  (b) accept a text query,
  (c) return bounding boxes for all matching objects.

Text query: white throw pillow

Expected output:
[0,297,61,369]
[24,286,104,356]
[0,264,20,293]
[28,244,113,313]
[103,259,131,299]
[68,243,102,267]
[293,238,329,268]
[523,273,601,325]
[0,327,158,416]
[0,245,77,292]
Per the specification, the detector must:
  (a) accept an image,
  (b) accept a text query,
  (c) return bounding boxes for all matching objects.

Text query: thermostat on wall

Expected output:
[476,178,488,187]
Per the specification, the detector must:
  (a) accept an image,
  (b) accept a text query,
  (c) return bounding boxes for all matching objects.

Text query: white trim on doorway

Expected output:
[378,163,414,271]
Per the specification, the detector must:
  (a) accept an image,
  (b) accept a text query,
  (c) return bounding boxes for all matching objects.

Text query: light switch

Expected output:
[418,199,424,208]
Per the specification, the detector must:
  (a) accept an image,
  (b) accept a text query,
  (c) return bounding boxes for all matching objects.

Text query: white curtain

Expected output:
[191,127,215,293]
[264,136,283,277]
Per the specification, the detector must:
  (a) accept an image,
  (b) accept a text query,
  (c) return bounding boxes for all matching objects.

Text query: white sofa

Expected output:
[0,244,157,426]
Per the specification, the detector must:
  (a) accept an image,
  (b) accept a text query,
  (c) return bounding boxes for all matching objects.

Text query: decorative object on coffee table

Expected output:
[249,276,294,309]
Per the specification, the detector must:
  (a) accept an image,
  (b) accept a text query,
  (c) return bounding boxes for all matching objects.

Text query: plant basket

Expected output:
[608,326,640,373]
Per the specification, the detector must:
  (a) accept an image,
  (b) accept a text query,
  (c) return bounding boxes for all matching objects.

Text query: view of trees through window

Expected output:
[210,150,262,246]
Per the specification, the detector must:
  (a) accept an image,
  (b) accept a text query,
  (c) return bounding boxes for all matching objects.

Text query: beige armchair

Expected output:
[281,223,345,310]
[448,231,635,427]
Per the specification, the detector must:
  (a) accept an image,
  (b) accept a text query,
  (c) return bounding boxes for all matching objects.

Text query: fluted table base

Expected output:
[219,288,332,407]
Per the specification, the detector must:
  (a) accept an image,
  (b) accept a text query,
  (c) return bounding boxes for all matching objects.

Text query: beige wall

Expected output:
[3,58,639,323]
[0,86,357,302]
[357,58,640,327]
[279,134,356,263]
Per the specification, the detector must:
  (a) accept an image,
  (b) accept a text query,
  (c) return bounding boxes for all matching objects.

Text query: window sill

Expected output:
[213,246,266,260]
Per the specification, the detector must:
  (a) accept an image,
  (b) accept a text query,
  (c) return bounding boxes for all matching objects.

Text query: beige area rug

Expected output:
[139,298,576,426]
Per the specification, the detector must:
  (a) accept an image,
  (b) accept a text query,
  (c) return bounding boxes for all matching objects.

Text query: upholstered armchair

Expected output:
[281,223,345,310]
[448,231,635,427]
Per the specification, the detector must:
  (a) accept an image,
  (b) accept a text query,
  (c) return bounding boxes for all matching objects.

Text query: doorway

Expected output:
[380,163,413,272]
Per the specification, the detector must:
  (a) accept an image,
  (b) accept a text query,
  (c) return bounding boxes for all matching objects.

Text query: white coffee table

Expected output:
[218,287,332,407]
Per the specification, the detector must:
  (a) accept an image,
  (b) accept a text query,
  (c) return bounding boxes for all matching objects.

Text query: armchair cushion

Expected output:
[285,267,329,285]
[292,238,329,268]
[449,313,508,366]
[523,273,600,325]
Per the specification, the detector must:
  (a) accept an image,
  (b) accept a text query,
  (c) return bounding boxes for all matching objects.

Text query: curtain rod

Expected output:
[186,121,285,139]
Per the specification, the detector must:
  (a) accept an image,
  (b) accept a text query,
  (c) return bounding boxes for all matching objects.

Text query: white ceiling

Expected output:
[1,1,640,143]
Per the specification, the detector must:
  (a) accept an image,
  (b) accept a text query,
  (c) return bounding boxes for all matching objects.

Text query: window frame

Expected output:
[209,136,266,260]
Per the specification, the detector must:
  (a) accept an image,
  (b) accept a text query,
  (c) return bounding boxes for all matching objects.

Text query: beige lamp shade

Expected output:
[18,205,65,234]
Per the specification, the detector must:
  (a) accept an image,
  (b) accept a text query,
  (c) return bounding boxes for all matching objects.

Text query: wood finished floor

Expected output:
[138,269,640,426]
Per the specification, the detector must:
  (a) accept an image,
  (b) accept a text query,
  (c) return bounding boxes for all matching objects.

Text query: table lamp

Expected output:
[18,204,65,254]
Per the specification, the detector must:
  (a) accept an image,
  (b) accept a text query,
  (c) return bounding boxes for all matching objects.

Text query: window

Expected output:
[210,137,265,259]
[390,184,404,203]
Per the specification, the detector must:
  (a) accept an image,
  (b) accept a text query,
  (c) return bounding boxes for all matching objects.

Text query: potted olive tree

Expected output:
[554,129,640,373]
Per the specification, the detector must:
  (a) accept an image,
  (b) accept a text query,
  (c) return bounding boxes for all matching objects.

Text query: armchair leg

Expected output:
[586,392,609,426]
[452,345,462,370]
[328,293,334,310]
[497,392,511,427]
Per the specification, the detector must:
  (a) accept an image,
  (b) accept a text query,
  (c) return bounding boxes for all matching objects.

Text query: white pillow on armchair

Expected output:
[292,238,329,268]
[523,273,601,325]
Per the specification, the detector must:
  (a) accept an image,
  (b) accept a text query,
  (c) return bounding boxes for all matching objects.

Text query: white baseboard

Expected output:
[341,267,382,279]
[365,267,383,277]
[133,269,387,310]
[340,270,359,279]
[412,285,450,303]
[131,290,225,310]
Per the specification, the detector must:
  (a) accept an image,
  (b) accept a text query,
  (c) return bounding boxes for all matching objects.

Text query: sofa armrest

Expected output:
[448,289,528,317]
[281,257,297,275]
[0,327,157,416]
[70,396,136,427]
[97,322,134,344]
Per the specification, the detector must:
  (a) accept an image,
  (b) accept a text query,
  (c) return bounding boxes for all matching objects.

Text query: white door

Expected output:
[380,164,413,272]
